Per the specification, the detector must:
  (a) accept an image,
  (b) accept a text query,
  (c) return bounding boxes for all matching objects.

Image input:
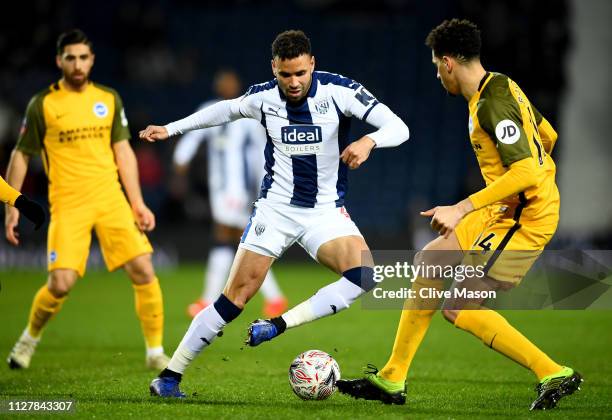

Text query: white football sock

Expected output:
[167,305,226,374]
[282,277,363,328]
[167,294,243,374]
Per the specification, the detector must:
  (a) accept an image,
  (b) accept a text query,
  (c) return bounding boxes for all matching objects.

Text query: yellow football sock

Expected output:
[454,309,563,380]
[27,285,66,338]
[0,176,21,206]
[133,277,164,349]
[379,277,444,382]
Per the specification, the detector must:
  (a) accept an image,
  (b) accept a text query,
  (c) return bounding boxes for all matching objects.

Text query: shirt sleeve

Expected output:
[15,94,46,156]
[338,82,380,121]
[476,97,532,166]
[165,95,261,137]
[111,91,131,142]
[234,90,263,121]
[469,157,539,210]
[0,176,21,206]
[363,103,410,148]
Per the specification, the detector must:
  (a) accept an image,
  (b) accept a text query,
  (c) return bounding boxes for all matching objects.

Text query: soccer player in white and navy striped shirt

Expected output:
[141,30,409,398]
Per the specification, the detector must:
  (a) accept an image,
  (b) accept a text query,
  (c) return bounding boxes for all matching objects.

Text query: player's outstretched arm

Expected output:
[422,157,539,238]
[140,98,251,143]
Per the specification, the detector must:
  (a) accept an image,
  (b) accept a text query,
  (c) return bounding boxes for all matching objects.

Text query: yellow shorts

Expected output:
[47,194,153,276]
[455,203,557,284]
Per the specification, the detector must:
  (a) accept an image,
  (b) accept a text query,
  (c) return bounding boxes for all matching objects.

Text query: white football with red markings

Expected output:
[288,349,341,400]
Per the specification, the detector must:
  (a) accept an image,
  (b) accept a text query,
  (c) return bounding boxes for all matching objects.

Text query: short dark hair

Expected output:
[56,29,93,55]
[425,19,481,61]
[271,30,311,60]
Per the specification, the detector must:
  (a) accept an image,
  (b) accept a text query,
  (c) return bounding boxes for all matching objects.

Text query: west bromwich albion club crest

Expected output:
[255,223,266,236]
[315,99,329,114]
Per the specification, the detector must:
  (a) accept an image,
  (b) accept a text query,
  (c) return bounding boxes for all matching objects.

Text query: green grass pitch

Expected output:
[1,263,611,419]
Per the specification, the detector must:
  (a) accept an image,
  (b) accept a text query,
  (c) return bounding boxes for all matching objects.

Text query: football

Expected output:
[288,350,341,400]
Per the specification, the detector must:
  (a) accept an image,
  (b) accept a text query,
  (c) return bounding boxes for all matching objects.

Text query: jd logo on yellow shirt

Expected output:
[495,119,520,144]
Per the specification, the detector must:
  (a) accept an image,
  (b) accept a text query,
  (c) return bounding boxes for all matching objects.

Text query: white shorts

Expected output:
[210,190,253,229]
[239,199,363,260]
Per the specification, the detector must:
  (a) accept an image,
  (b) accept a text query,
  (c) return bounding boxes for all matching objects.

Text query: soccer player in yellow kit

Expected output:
[4,29,169,370]
[337,19,582,410]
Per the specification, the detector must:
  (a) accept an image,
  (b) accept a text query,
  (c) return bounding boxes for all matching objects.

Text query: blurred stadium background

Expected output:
[0,0,610,264]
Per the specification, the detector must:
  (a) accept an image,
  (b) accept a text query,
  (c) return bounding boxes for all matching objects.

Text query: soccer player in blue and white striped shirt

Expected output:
[141,30,409,398]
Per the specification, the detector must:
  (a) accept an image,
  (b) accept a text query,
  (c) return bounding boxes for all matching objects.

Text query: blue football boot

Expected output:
[245,319,279,346]
[149,377,186,398]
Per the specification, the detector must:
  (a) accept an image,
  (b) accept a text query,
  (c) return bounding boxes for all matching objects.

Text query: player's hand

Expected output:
[340,136,376,169]
[5,205,21,246]
[421,199,474,238]
[14,195,46,230]
[132,202,156,232]
[421,205,464,238]
[139,125,169,142]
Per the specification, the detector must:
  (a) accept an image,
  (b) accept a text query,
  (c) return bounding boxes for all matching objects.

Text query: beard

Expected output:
[64,71,88,88]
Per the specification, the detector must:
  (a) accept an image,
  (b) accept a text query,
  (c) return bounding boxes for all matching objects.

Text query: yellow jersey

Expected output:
[467,72,559,226]
[16,81,130,209]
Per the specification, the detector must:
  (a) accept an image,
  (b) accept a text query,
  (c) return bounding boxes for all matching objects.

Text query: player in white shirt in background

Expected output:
[141,30,410,398]
[173,69,288,319]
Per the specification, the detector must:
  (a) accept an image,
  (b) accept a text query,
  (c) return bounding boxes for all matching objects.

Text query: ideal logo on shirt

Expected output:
[281,125,322,143]
[280,125,323,155]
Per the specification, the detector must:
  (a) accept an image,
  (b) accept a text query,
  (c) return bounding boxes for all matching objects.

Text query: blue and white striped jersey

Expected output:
[166,71,409,209]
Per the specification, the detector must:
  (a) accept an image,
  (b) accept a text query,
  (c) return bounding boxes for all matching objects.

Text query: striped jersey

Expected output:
[230,71,392,208]
[167,71,407,209]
